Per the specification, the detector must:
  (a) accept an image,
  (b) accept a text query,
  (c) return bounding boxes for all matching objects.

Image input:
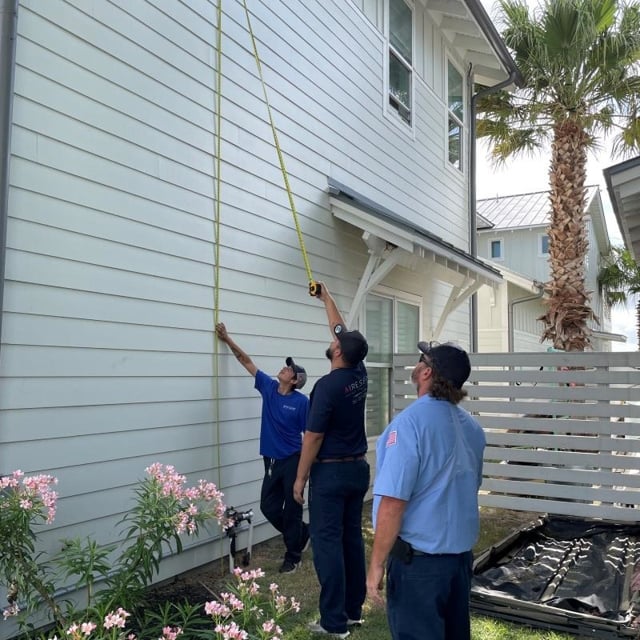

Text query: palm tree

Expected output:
[477,0,640,351]
[598,246,640,349]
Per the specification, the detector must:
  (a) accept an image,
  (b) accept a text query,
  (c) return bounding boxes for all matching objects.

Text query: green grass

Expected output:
[253,505,577,639]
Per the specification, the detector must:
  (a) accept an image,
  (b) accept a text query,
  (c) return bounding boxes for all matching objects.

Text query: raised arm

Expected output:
[315,281,346,334]
[215,322,258,377]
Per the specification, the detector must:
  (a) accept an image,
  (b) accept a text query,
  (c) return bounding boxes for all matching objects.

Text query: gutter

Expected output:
[0,0,17,354]
[469,69,519,351]
[508,283,545,352]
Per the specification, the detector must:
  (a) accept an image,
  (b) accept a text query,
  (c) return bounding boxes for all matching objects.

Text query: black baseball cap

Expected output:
[417,341,470,389]
[334,324,368,364]
[285,357,307,389]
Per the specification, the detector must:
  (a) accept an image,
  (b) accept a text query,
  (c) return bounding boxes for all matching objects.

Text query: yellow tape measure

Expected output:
[241,0,318,297]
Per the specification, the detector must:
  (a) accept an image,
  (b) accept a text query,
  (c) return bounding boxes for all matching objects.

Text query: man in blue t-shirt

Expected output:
[366,341,485,640]
[215,322,310,573]
[294,283,370,639]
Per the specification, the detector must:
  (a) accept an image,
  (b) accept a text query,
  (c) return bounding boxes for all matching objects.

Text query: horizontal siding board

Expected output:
[8,220,212,284]
[10,158,214,237]
[21,4,213,129]
[5,251,213,306]
[2,283,212,329]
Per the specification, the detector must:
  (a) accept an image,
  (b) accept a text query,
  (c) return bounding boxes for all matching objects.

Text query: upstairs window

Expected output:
[490,239,503,260]
[447,60,464,171]
[388,0,412,125]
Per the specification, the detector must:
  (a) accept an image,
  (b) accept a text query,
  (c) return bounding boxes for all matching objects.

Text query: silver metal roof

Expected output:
[477,186,600,230]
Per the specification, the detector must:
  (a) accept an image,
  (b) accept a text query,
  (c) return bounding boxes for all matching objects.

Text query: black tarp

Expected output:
[471,515,640,638]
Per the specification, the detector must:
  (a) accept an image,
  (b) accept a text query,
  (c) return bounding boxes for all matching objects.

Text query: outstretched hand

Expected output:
[215,322,228,341]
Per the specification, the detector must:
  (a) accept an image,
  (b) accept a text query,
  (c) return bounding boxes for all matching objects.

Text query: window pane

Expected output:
[491,240,502,259]
[448,61,463,121]
[389,51,411,120]
[366,295,393,362]
[390,0,412,63]
[366,367,390,437]
[541,235,549,254]
[448,116,461,169]
[397,301,419,353]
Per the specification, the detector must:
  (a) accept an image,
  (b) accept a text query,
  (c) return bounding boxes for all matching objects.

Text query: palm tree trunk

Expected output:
[539,119,595,351]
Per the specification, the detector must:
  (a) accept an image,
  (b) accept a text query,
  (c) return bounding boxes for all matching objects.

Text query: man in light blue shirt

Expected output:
[367,341,485,640]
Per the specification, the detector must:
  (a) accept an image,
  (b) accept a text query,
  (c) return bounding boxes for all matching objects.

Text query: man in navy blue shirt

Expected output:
[215,322,310,573]
[294,283,370,639]
[366,341,485,640]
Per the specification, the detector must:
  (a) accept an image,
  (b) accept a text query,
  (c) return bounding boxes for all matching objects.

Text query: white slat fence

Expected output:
[392,351,640,522]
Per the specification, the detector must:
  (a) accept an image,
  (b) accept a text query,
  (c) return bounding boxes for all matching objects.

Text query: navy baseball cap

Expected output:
[285,357,307,389]
[334,324,368,364]
[417,341,470,389]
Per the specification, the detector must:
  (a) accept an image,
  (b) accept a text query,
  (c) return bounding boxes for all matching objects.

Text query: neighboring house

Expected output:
[0,1,517,631]
[476,187,625,352]
[605,156,640,261]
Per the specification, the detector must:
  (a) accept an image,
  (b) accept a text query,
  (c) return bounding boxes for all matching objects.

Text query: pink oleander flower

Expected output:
[80,622,97,635]
[160,625,183,640]
[261,620,282,635]
[103,607,130,629]
[205,600,231,617]
[2,603,20,620]
[214,621,248,639]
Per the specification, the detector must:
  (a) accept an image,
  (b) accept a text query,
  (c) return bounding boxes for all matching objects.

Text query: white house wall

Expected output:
[0,0,477,624]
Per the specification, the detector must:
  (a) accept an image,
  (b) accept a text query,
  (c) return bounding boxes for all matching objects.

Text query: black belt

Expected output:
[316,455,366,463]
[390,537,461,563]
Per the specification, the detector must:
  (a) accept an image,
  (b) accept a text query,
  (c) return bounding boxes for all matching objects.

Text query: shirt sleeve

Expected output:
[373,414,421,501]
[254,370,275,397]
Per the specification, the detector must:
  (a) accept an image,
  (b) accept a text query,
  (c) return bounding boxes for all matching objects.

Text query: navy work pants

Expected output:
[386,549,473,640]
[309,458,370,634]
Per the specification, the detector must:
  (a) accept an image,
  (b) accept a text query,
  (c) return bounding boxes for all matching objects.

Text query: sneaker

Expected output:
[307,621,349,638]
[278,559,300,574]
[346,618,364,627]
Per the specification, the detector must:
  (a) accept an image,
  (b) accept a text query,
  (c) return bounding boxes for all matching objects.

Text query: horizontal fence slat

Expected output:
[483,461,640,488]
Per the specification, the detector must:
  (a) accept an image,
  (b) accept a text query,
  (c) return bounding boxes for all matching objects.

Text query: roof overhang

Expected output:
[327,179,502,337]
[421,0,523,87]
[604,156,640,260]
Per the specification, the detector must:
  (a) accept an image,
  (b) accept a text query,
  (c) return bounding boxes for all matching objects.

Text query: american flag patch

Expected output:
[386,430,397,447]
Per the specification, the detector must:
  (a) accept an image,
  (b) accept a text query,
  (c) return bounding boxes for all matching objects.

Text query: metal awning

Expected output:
[327,179,502,338]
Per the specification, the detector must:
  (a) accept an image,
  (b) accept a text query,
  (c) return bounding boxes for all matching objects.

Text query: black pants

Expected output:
[261,453,307,563]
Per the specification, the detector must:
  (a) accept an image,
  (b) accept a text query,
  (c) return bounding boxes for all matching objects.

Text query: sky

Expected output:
[476,0,638,351]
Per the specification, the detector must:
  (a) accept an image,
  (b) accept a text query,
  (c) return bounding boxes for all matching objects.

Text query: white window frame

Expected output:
[489,238,504,261]
[445,56,465,173]
[364,287,422,439]
[385,0,414,129]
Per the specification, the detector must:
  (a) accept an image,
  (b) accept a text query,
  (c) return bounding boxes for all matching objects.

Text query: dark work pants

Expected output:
[386,550,473,640]
[309,459,370,634]
[260,453,307,564]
